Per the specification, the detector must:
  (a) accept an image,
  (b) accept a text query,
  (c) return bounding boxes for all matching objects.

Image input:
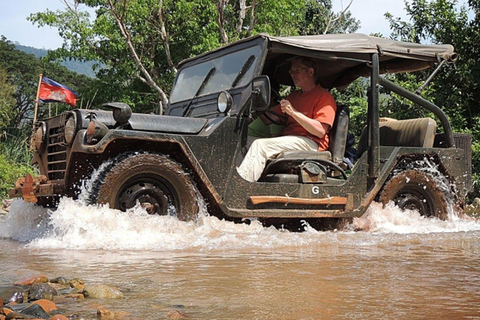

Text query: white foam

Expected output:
[352,201,480,233]
[0,199,49,242]
[1,196,479,251]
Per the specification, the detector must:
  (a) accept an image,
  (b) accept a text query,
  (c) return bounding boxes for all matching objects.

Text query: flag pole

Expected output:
[30,74,43,152]
[33,74,43,125]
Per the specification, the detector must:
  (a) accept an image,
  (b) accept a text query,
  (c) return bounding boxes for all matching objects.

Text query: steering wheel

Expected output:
[271,88,282,104]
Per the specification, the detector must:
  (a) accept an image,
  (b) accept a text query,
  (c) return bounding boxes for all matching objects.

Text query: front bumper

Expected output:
[9,174,54,203]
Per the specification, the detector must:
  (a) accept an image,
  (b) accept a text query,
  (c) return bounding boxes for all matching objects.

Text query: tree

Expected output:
[0,37,93,127]
[386,0,480,198]
[0,68,15,129]
[29,0,359,114]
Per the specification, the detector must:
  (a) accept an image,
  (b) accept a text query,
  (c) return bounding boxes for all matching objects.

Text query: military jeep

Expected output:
[10,33,472,225]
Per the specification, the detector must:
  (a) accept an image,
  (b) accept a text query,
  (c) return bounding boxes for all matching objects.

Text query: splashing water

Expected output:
[1,194,479,251]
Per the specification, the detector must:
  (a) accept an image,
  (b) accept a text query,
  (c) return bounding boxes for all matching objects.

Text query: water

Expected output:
[1,198,480,319]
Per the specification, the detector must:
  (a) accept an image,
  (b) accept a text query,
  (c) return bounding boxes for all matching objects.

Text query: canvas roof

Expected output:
[178,33,457,89]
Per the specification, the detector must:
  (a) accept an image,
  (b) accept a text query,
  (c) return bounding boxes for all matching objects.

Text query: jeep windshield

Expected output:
[170,44,261,103]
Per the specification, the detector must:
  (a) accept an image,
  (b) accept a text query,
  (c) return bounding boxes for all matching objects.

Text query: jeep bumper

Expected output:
[9,174,54,203]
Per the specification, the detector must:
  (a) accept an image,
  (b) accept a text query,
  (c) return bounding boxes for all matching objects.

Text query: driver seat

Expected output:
[259,104,350,183]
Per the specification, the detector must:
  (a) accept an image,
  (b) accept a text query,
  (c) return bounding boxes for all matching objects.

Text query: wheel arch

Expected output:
[70,137,224,216]
[376,153,461,218]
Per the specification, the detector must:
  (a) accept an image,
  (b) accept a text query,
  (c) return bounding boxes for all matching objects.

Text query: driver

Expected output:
[237,56,337,182]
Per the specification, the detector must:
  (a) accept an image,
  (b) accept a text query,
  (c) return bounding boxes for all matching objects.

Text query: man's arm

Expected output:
[280,99,330,138]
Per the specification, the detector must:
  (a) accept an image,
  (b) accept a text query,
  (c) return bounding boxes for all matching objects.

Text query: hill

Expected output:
[14,43,96,78]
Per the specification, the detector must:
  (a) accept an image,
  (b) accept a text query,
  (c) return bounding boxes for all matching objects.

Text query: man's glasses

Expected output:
[288,67,308,75]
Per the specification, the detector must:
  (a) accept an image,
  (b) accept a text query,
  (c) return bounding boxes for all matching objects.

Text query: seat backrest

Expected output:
[328,104,350,164]
[356,117,437,158]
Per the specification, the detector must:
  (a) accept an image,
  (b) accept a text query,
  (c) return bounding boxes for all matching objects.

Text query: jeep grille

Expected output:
[46,121,67,180]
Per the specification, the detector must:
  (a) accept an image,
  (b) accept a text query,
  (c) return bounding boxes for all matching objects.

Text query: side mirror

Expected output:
[251,76,271,113]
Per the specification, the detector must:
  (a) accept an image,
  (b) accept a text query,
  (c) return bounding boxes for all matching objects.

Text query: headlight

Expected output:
[34,122,46,152]
[64,116,77,145]
[217,91,233,114]
[86,120,109,144]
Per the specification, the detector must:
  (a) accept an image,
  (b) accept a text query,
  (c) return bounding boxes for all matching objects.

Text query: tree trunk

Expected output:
[157,0,177,73]
[216,0,229,43]
[246,0,256,37]
[236,0,247,33]
[106,0,169,110]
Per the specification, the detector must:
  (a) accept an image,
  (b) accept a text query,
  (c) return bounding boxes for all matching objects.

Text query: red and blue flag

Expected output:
[38,77,78,107]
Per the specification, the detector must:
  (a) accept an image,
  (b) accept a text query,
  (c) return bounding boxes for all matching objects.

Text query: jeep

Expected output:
[10,33,472,226]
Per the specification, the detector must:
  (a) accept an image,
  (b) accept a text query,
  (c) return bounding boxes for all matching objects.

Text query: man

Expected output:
[237,56,337,182]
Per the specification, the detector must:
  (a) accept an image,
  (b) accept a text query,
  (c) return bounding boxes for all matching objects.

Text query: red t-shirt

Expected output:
[273,85,337,151]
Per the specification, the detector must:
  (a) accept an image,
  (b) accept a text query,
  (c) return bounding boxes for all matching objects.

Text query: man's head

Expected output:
[289,56,318,89]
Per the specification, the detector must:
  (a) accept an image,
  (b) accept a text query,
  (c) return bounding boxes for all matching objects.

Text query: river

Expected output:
[1,198,480,319]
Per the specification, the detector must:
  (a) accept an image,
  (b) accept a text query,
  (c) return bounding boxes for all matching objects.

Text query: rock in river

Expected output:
[83,285,124,299]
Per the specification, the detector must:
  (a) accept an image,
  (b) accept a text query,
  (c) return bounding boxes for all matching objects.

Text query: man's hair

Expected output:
[291,56,318,79]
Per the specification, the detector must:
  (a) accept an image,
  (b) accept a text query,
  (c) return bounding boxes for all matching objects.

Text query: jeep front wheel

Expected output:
[378,169,448,220]
[93,153,198,221]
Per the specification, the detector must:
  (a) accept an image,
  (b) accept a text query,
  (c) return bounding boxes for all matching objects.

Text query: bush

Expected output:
[0,154,35,200]
[0,127,36,200]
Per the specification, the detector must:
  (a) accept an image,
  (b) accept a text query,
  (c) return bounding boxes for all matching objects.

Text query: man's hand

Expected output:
[280,99,329,139]
[280,99,296,116]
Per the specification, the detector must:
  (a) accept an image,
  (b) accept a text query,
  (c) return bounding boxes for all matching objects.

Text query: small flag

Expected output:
[38,77,78,107]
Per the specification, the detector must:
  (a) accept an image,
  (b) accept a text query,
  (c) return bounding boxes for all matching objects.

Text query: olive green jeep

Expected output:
[10,33,472,225]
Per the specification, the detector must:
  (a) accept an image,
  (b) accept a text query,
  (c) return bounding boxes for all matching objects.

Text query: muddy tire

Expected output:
[90,153,198,221]
[378,169,448,220]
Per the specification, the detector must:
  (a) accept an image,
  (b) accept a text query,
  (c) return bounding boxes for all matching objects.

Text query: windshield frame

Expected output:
[169,37,266,104]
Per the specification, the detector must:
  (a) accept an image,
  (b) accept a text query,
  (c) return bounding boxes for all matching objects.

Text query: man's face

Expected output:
[289,60,314,88]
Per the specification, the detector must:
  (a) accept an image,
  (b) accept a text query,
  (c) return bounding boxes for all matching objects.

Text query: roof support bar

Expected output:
[368,53,380,184]
[378,76,455,148]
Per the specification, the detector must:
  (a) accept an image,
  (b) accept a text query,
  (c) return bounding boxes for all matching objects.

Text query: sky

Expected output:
[0,0,410,50]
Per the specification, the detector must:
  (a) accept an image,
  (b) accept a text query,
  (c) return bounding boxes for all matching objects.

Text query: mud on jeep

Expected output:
[10,33,472,227]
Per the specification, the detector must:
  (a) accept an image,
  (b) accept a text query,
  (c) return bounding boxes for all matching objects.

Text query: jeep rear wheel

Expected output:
[379,169,448,220]
[93,153,198,221]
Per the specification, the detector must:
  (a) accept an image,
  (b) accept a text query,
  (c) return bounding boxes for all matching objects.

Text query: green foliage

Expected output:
[27,0,359,113]
[0,127,36,200]
[0,68,15,128]
[0,154,34,200]
[386,0,480,199]
[0,37,95,127]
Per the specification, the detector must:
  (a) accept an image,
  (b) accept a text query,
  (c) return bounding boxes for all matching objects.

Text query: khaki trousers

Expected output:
[237,135,318,182]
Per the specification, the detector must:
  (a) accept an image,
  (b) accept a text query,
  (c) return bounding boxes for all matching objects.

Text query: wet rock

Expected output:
[63,294,83,300]
[84,285,123,299]
[0,287,27,304]
[14,276,48,287]
[96,309,130,320]
[48,316,69,320]
[29,300,57,313]
[55,287,81,296]
[96,309,115,320]
[67,279,84,291]
[165,310,186,319]
[29,284,57,301]
[0,307,13,316]
[20,303,50,319]
[49,278,67,286]
[4,304,29,313]
[0,297,3,307]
